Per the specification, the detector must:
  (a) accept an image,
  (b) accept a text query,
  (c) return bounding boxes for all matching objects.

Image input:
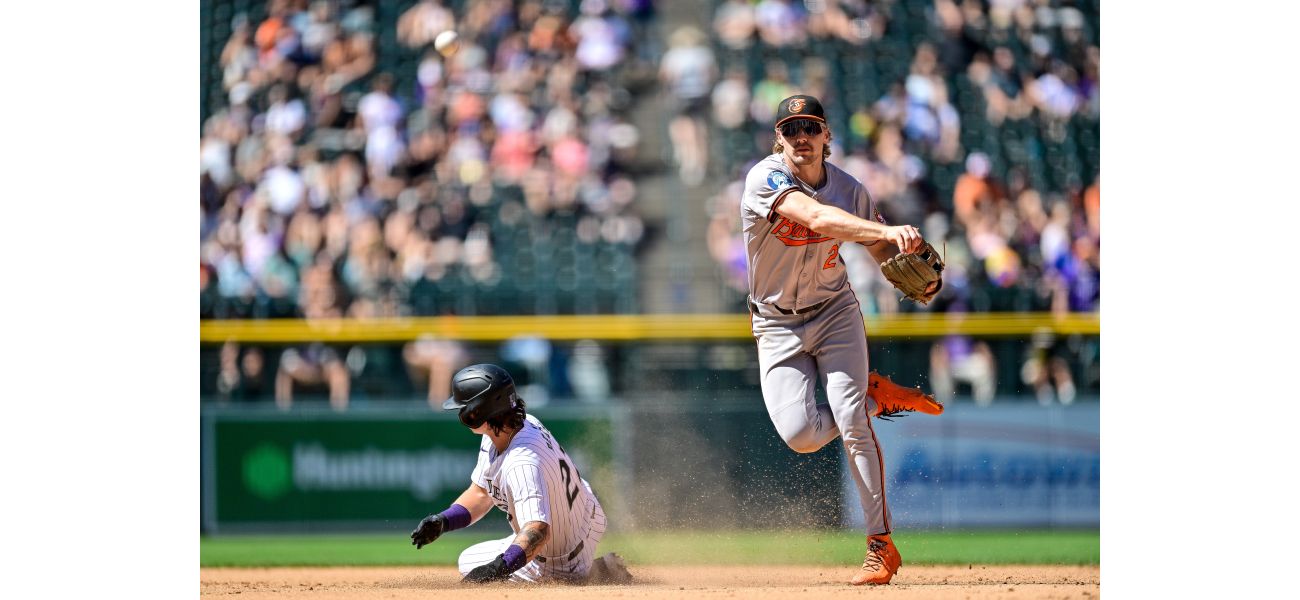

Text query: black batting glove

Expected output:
[462,555,510,583]
[410,513,447,549]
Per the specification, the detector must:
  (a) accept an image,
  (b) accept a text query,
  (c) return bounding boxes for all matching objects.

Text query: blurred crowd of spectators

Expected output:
[200,0,657,407]
[201,0,654,324]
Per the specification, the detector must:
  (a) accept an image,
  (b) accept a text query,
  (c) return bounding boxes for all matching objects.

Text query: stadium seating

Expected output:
[200,0,645,320]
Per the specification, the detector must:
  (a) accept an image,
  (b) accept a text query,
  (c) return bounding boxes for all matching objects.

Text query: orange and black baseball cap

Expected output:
[774,95,826,129]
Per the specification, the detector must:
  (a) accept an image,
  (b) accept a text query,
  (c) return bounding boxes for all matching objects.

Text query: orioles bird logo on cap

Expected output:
[788,98,806,113]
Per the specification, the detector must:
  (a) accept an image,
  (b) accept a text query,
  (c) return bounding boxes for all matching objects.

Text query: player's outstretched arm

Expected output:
[452,483,495,523]
[776,191,922,253]
[411,484,495,549]
[462,521,551,583]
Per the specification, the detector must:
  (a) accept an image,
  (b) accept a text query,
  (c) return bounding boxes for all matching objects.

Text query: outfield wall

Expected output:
[201,399,1097,533]
[201,406,618,533]
[843,404,1100,529]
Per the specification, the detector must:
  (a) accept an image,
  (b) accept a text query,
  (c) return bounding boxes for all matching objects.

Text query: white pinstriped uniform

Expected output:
[457,415,607,582]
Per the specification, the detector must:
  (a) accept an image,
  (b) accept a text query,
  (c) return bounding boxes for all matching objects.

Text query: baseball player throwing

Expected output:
[742,95,944,585]
[410,364,626,584]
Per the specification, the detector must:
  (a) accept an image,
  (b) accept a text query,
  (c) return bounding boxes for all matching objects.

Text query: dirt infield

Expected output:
[201,565,1099,599]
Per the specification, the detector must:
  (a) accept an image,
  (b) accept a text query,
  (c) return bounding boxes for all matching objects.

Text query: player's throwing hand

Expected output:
[885,225,922,254]
[410,513,448,549]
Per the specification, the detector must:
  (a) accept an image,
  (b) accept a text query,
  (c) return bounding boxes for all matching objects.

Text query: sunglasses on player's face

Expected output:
[780,119,824,138]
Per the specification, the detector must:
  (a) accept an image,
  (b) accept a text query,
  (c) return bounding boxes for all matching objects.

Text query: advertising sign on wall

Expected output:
[842,403,1099,529]
[202,409,614,533]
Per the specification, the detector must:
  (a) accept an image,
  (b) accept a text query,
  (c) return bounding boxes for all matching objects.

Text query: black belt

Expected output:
[750,298,829,316]
[567,540,585,561]
[535,540,584,564]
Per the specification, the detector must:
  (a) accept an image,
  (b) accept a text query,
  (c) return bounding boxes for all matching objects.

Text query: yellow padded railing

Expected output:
[200,312,1099,343]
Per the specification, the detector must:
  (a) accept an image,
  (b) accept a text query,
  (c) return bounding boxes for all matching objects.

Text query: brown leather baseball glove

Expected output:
[880,241,944,304]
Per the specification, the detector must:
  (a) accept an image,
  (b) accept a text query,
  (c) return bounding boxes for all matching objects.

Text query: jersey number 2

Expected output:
[823,244,841,269]
[558,459,580,508]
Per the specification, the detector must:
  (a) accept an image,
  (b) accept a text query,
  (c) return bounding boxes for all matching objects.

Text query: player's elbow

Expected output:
[806,208,847,238]
[805,209,834,234]
[525,521,550,542]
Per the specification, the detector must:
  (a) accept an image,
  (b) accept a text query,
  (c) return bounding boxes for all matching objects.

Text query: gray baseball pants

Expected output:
[750,290,891,535]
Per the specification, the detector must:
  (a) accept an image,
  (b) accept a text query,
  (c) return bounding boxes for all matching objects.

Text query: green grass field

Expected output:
[200,530,1098,567]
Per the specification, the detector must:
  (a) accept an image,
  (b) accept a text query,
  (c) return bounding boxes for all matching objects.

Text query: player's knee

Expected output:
[787,441,821,454]
[781,428,824,454]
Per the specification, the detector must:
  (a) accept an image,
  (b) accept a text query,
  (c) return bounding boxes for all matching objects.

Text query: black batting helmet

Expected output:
[442,364,520,428]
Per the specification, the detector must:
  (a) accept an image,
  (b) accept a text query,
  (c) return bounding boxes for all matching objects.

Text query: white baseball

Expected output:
[434,30,460,57]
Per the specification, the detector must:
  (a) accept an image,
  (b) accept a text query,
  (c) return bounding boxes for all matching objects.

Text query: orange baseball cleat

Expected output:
[850,534,902,585]
[868,371,944,419]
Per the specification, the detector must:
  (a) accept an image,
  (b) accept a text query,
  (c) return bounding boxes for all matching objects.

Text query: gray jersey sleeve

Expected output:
[850,176,874,223]
[859,185,884,225]
[741,160,799,230]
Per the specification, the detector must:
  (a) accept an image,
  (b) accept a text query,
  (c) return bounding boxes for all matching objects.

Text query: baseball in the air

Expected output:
[434,31,460,57]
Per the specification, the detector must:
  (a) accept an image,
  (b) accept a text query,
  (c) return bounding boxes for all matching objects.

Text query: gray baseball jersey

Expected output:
[461,414,607,582]
[741,153,893,536]
[742,153,877,310]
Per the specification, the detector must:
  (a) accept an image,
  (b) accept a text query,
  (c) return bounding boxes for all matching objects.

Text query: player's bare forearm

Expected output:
[453,484,496,524]
[776,191,891,244]
[864,238,900,265]
[776,191,922,253]
[512,520,551,561]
